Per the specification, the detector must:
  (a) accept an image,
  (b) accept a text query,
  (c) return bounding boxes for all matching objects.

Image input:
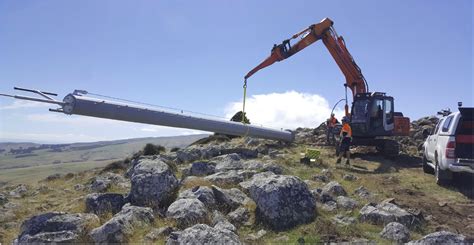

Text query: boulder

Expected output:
[380,222,410,243]
[166,224,240,245]
[321,201,337,212]
[408,231,466,244]
[336,196,358,210]
[342,174,357,181]
[166,198,210,229]
[85,193,126,216]
[214,153,243,172]
[212,186,250,213]
[89,177,111,192]
[0,193,8,206]
[214,220,237,233]
[322,181,347,197]
[178,186,217,209]
[359,202,421,228]
[205,170,244,186]
[239,172,316,231]
[176,148,202,163]
[189,161,216,176]
[90,204,154,243]
[129,158,179,209]
[15,212,99,244]
[9,184,28,198]
[227,207,251,227]
[355,186,372,199]
[246,229,267,241]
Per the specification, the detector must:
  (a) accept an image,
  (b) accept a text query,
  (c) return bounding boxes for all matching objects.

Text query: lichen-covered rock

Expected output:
[355,186,372,199]
[239,172,316,231]
[166,224,240,245]
[380,222,410,243]
[9,184,28,198]
[89,204,154,243]
[129,158,179,209]
[14,212,99,244]
[212,186,250,213]
[178,186,217,209]
[189,161,216,176]
[336,196,358,210]
[0,193,8,206]
[213,153,243,172]
[89,177,111,192]
[408,231,466,244]
[227,207,251,227]
[214,220,237,233]
[359,202,421,228]
[205,170,244,186]
[166,198,209,229]
[85,193,126,216]
[176,148,203,163]
[322,181,347,197]
[332,214,357,226]
[343,173,357,181]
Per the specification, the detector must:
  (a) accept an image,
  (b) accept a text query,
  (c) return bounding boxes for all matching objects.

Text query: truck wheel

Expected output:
[435,159,452,186]
[422,153,434,174]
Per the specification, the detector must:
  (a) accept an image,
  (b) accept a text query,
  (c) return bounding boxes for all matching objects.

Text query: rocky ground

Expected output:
[0,117,473,244]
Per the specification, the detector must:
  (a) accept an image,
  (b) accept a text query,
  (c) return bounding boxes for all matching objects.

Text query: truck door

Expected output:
[427,119,443,161]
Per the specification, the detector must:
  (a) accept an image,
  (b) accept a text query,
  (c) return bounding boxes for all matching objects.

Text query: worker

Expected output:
[337,116,352,165]
[326,113,339,145]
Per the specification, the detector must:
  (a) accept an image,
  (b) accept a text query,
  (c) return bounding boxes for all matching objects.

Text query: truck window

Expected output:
[442,115,453,132]
[433,119,443,135]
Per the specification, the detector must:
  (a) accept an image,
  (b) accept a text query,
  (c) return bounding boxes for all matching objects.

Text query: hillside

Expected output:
[0,135,208,185]
[0,121,472,244]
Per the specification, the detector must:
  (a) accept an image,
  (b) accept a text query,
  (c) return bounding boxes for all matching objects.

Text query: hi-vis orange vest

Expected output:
[341,123,352,137]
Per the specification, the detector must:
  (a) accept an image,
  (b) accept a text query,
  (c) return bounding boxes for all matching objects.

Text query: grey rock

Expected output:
[333,214,357,226]
[312,174,329,182]
[214,153,243,172]
[322,181,347,197]
[89,177,111,192]
[359,202,421,228]
[85,193,126,216]
[212,186,250,213]
[321,201,337,212]
[336,196,358,210]
[380,222,410,243]
[205,170,244,186]
[166,224,240,245]
[15,212,99,244]
[9,184,28,198]
[176,148,202,163]
[321,169,333,178]
[145,227,175,241]
[343,173,357,181]
[408,231,466,244]
[246,229,267,241]
[129,158,179,209]
[189,161,216,176]
[355,186,372,199]
[178,186,217,209]
[90,204,154,243]
[239,172,316,231]
[227,207,251,227]
[73,184,84,191]
[214,220,237,233]
[166,198,209,229]
[0,193,8,206]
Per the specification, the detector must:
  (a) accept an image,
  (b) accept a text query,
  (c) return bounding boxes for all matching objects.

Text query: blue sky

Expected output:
[0,0,472,143]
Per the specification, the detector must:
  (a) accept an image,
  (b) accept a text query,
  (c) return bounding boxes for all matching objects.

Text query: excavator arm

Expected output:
[244,18,368,97]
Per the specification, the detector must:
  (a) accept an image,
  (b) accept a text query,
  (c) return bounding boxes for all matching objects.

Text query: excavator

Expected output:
[244,17,410,155]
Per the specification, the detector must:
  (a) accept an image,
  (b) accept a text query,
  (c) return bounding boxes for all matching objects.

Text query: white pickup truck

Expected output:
[422,107,474,185]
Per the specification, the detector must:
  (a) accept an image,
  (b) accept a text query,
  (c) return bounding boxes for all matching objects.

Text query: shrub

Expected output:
[143,143,166,156]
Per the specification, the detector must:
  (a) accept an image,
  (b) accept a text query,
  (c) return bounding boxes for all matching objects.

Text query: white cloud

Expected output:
[225,91,345,130]
[0,132,109,143]
[0,100,50,110]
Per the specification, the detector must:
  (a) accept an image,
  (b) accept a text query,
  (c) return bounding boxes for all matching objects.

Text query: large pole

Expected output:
[60,94,294,142]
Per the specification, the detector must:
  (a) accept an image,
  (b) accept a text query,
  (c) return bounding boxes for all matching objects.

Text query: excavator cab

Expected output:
[350,92,396,138]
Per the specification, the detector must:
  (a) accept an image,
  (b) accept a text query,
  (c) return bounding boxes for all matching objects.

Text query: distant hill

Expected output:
[0,134,208,184]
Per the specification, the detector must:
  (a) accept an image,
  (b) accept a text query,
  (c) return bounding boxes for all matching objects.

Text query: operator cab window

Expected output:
[385,99,393,124]
[352,99,369,122]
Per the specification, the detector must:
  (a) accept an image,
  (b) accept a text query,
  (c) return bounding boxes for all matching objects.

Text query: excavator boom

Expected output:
[244,18,367,96]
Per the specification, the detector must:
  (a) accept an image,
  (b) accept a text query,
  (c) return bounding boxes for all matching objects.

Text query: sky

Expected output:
[0,0,472,143]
